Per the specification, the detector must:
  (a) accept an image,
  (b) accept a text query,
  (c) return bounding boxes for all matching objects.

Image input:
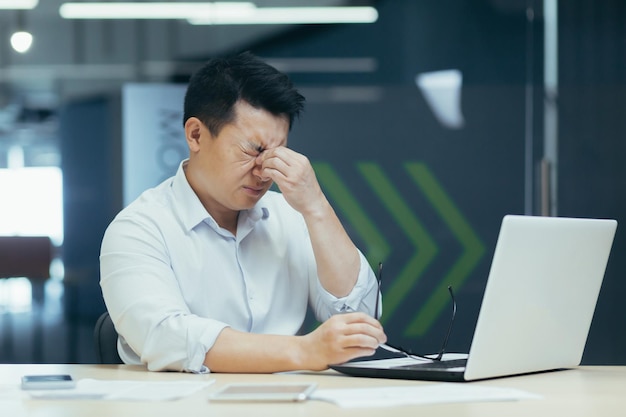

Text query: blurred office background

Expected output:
[0,0,624,365]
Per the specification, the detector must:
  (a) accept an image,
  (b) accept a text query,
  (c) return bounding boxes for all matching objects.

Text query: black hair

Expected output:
[183,51,305,136]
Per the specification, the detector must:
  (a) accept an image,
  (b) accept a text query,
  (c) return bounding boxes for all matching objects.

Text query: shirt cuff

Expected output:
[317,252,377,315]
[184,318,229,373]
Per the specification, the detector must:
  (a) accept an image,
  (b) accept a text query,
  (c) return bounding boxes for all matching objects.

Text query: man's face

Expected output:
[186,100,289,221]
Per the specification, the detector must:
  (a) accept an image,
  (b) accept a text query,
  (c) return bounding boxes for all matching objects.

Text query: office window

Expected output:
[0,166,63,246]
[0,165,63,312]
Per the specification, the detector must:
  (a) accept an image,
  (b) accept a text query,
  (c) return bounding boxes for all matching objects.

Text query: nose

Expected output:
[252,161,270,182]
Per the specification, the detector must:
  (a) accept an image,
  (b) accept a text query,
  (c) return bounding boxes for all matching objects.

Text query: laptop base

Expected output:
[330,362,467,382]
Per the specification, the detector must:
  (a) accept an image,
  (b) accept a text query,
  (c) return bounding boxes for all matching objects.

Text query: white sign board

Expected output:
[122,83,187,206]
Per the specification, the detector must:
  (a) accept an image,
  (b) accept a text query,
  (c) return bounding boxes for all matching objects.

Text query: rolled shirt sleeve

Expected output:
[310,251,380,322]
[100,215,228,373]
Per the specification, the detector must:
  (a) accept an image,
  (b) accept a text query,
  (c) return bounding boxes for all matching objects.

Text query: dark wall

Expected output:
[251,0,625,363]
[60,94,122,345]
[558,0,626,364]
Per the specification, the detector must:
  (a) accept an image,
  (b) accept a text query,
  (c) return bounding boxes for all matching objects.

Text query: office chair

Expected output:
[93,311,123,364]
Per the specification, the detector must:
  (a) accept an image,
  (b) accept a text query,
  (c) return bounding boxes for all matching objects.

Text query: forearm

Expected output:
[303,197,360,298]
[204,313,386,373]
[204,327,309,373]
[256,147,361,297]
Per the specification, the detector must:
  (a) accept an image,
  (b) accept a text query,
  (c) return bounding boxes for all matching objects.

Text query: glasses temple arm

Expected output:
[434,285,457,361]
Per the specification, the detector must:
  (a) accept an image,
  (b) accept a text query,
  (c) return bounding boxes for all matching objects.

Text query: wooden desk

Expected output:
[1,364,624,417]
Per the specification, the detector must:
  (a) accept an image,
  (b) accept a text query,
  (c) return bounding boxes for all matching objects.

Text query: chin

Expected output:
[238,196,263,210]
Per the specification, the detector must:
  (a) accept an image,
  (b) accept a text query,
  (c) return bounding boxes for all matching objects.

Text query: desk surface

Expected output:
[1,364,625,417]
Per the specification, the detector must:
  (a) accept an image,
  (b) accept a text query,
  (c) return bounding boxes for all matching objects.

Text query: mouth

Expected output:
[243,185,265,197]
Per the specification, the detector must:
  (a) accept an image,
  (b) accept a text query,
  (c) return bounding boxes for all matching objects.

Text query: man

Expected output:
[100,51,386,373]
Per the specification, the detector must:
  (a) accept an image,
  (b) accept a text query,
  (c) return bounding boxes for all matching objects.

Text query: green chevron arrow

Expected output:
[313,162,391,268]
[404,162,485,336]
[357,162,438,325]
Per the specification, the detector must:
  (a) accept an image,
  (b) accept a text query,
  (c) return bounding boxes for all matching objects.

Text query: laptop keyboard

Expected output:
[393,358,467,371]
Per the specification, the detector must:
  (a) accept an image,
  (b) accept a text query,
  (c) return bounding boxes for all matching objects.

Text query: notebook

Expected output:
[331,215,617,382]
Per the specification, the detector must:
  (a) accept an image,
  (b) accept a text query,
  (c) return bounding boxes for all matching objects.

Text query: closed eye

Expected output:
[243,143,264,157]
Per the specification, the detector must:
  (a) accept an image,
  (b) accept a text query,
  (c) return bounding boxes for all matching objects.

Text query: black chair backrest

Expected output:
[94,312,123,364]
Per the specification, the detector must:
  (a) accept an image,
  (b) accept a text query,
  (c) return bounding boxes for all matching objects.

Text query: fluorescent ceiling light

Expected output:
[59,2,255,20]
[59,2,378,25]
[0,0,38,9]
[189,7,379,25]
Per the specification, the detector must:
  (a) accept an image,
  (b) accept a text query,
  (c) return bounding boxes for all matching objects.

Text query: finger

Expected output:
[328,347,378,366]
[257,146,293,165]
[340,321,387,346]
[260,154,291,177]
[340,312,385,329]
[259,166,288,185]
[342,322,382,337]
[339,333,381,350]
[265,147,313,176]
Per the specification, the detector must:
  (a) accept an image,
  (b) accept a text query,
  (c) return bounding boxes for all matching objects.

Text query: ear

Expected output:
[184,117,204,152]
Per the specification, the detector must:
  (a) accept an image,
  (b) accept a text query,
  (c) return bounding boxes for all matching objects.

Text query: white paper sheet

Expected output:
[26,379,215,401]
[310,383,542,408]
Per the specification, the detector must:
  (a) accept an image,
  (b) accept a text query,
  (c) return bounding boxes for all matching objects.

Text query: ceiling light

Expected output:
[59,3,378,25]
[10,9,33,53]
[59,2,255,19]
[10,31,33,53]
[188,7,379,25]
[0,0,38,9]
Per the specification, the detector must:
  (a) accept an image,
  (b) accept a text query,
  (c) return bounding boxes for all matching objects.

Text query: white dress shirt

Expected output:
[100,160,378,373]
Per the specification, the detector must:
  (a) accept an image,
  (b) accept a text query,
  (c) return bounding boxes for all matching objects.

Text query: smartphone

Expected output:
[210,383,317,402]
[21,374,76,390]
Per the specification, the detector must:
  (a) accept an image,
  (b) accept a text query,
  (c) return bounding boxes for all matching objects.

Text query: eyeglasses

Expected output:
[374,262,457,362]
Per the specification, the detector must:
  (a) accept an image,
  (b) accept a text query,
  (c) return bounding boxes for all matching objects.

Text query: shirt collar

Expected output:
[171,159,269,232]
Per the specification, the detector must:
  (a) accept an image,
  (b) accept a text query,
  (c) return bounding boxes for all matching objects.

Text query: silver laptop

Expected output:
[331,215,617,381]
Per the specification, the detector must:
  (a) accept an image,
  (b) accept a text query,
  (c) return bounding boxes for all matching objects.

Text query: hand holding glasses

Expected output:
[374,262,457,362]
